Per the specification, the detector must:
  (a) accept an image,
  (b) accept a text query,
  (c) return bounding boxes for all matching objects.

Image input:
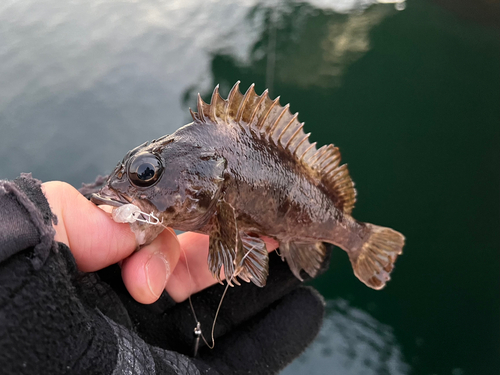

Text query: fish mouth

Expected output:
[90,186,130,207]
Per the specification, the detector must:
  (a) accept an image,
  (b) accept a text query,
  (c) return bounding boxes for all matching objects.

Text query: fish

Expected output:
[91,82,405,290]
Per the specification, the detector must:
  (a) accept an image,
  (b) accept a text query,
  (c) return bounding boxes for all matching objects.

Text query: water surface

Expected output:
[1,1,498,373]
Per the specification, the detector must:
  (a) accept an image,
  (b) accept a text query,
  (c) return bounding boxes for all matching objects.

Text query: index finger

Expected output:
[42,181,138,271]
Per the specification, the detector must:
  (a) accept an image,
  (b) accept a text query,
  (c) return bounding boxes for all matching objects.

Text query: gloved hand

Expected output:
[0,174,329,374]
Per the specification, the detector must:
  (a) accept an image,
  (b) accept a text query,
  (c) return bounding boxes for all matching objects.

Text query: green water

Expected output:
[1,1,498,373]
[204,5,500,372]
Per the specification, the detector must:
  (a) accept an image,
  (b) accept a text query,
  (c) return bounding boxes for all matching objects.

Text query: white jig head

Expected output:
[112,204,142,223]
[112,204,163,225]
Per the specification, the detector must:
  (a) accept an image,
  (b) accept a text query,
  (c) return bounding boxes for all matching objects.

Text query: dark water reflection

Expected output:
[1,1,499,374]
[283,299,409,375]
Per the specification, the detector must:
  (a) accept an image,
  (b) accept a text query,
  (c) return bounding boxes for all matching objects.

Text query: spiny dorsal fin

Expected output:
[191,82,357,214]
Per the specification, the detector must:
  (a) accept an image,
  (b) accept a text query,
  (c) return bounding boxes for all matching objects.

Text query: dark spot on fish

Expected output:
[165,206,176,214]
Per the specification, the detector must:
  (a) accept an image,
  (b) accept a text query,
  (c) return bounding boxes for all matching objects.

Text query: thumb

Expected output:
[121,228,181,304]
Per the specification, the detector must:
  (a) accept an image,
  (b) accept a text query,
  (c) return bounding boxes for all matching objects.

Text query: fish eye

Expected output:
[127,153,164,187]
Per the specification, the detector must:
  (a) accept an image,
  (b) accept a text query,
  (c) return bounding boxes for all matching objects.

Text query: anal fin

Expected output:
[280,241,327,281]
[235,233,269,287]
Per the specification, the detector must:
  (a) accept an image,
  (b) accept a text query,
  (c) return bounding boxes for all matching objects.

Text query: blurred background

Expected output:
[1,0,498,374]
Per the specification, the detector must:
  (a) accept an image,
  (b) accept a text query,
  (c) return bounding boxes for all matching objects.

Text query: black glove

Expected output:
[0,174,328,374]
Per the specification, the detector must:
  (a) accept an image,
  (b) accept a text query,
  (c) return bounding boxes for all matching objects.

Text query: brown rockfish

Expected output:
[91,82,405,289]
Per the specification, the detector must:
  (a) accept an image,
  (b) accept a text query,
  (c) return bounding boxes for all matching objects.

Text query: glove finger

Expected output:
[195,286,325,375]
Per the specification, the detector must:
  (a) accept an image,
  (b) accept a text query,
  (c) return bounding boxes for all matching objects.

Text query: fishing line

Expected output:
[112,204,207,351]
[158,220,258,355]
[265,0,280,95]
[199,241,258,351]
[112,204,259,356]
[156,222,216,353]
[157,220,223,353]
[158,222,259,355]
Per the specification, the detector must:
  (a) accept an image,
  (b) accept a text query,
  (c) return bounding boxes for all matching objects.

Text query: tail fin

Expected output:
[349,224,405,290]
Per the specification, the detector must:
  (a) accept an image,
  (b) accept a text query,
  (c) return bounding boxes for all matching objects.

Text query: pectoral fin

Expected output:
[235,233,269,287]
[280,241,327,281]
[208,200,242,286]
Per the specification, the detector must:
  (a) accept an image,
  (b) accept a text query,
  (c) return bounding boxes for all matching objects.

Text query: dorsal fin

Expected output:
[190,82,357,214]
